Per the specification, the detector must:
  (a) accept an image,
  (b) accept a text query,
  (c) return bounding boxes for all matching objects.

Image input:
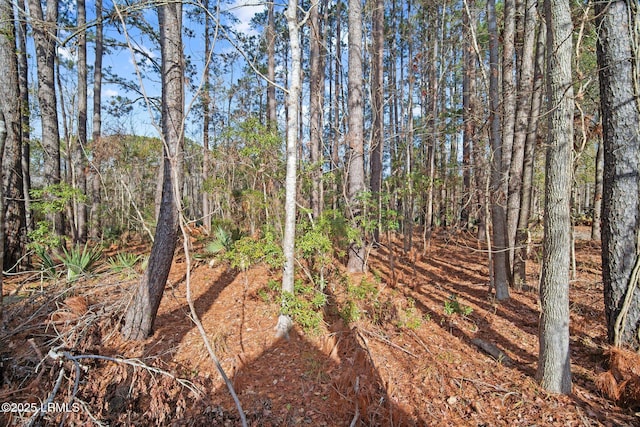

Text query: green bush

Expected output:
[61,244,102,282]
[444,294,473,317]
[107,252,141,277]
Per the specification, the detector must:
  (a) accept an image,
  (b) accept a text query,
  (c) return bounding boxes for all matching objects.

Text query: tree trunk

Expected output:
[346,0,366,272]
[2,0,26,271]
[89,0,103,241]
[537,0,573,393]
[266,0,277,129]
[461,0,476,230]
[275,0,301,339]
[370,0,384,242]
[75,0,88,243]
[508,0,538,289]
[28,0,62,235]
[202,0,212,233]
[513,20,545,287]
[122,2,184,340]
[502,0,517,263]
[309,0,323,219]
[17,0,32,237]
[591,137,603,241]
[596,0,640,350]
[488,0,510,301]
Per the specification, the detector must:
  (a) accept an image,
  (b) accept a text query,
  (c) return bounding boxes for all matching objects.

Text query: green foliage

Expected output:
[347,275,380,300]
[108,252,141,277]
[27,221,63,253]
[281,288,325,335]
[443,294,473,317]
[61,244,102,282]
[397,298,423,330]
[34,247,59,280]
[28,183,85,252]
[30,183,87,216]
[205,226,240,254]
[339,299,361,324]
[224,230,283,271]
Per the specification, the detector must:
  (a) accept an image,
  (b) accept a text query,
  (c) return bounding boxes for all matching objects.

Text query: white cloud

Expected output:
[104,88,119,97]
[228,0,265,37]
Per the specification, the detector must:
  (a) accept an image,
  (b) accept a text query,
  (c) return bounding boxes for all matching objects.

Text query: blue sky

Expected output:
[31,0,268,141]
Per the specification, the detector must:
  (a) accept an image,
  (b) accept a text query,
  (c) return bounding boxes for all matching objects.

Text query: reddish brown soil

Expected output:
[1,227,638,426]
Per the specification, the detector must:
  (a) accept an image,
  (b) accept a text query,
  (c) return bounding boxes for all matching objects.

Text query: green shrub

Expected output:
[108,252,141,277]
[444,294,473,317]
[61,244,102,282]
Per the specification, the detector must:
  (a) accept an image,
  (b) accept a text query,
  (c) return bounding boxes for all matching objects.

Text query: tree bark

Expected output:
[90,0,103,241]
[266,0,277,129]
[2,0,26,271]
[537,0,573,393]
[75,0,88,243]
[309,0,324,219]
[122,2,184,340]
[275,0,301,339]
[508,0,538,288]
[513,20,545,287]
[346,0,366,272]
[591,137,603,241]
[17,0,32,237]
[27,0,62,235]
[596,0,640,350]
[0,0,15,309]
[369,0,384,242]
[502,0,517,263]
[488,0,510,300]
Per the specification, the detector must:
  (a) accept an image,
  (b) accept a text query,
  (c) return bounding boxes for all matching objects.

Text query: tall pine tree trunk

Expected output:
[513,20,545,287]
[28,0,62,235]
[596,0,640,350]
[488,0,510,300]
[309,0,324,219]
[346,0,366,272]
[537,0,573,393]
[75,0,88,243]
[0,0,20,276]
[370,0,384,242]
[123,2,184,340]
[90,0,103,241]
[275,0,302,338]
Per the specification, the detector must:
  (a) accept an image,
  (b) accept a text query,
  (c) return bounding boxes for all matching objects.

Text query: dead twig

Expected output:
[349,376,360,427]
[408,330,432,355]
[26,367,65,427]
[358,327,418,358]
[455,376,510,393]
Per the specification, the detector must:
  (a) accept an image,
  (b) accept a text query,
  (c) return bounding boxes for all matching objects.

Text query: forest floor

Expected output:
[1,226,639,426]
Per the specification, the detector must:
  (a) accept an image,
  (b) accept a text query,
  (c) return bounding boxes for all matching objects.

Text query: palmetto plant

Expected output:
[107,252,141,277]
[61,244,102,282]
[205,226,239,255]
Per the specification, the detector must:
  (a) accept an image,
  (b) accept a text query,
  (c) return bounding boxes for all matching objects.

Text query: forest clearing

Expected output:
[1,226,639,426]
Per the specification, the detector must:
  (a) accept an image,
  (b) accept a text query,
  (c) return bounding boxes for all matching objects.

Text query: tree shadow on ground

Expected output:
[143,265,239,362]
[202,285,419,426]
[367,232,630,425]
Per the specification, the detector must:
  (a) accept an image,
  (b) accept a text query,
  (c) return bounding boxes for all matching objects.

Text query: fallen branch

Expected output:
[455,376,510,393]
[178,214,247,427]
[47,349,201,396]
[26,367,65,427]
[470,338,514,365]
[358,327,418,358]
